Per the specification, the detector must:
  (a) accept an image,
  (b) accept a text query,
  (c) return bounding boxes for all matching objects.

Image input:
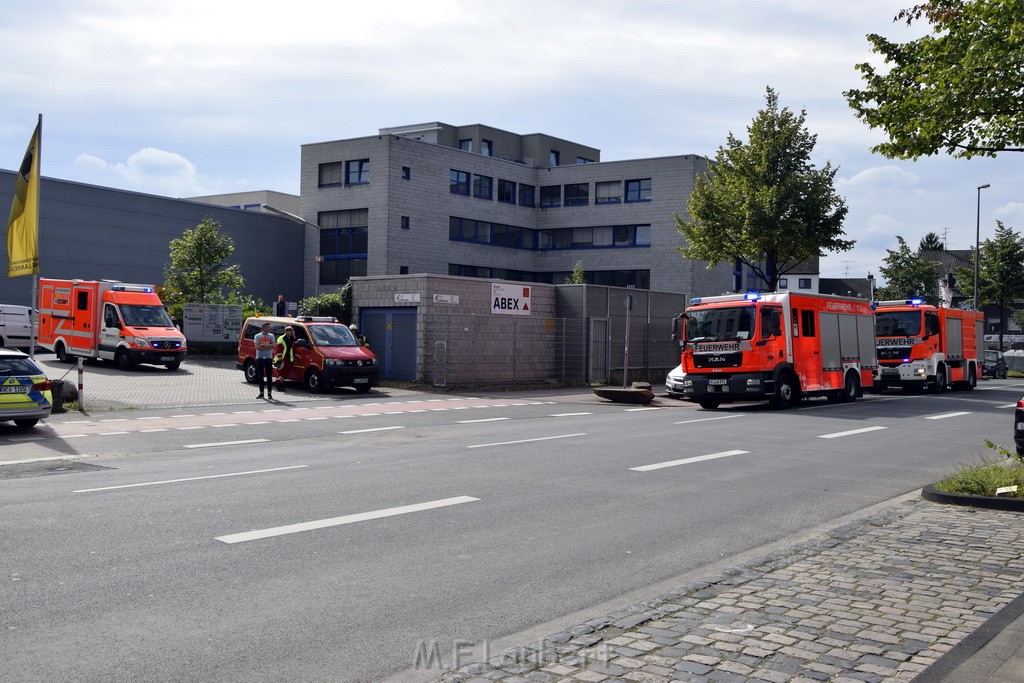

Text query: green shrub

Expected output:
[934,461,1024,498]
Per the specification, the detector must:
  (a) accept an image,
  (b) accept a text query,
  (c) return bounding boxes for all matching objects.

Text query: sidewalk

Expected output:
[21,356,1024,682]
[425,497,1024,683]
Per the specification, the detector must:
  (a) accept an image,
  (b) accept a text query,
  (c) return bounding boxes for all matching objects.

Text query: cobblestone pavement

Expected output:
[433,498,1024,683]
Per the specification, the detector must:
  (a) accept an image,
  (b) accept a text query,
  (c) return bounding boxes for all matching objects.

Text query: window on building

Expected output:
[778,277,789,289]
[519,183,535,207]
[625,178,651,202]
[798,278,812,289]
[399,266,409,274]
[472,174,493,199]
[449,169,470,195]
[576,156,594,164]
[318,162,344,187]
[459,138,473,152]
[549,150,560,167]
[318,208,369,285]
[634,224,651,246]
[595,181,621,204]
[564,183,589,207]
[540,185,561,208]
[345,159,369,185]
[498,179,516,204]
[401,166,411,179]
[481,139,493,157]
[400,216,410,230]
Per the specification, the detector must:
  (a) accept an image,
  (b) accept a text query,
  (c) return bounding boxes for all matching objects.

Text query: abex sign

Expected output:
[491,283,531,316]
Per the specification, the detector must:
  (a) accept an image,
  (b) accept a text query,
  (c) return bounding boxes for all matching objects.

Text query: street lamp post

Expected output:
[975,183,991,310]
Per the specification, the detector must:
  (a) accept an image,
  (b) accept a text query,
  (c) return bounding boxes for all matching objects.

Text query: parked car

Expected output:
[1015,397,1024,456]
[984,349,1008,379]
[0,348,53,428]
[665,364,687,399]
[0,304,33,352]
[237,316,377,393]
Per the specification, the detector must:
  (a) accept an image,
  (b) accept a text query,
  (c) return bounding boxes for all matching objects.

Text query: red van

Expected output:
[237,316,377,393]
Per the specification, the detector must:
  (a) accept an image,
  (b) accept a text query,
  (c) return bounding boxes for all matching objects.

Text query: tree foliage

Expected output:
[953,221,1024,346]
[565,261,586,284]
[163,217,245,305]
[298,282,352,323]
[919,231,946,251]
[876,236,941,305]
[845,0,1024,159]
[676,88,852,291]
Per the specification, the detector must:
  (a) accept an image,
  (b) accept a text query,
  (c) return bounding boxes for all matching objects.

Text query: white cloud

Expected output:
[994,202,1024,228]
[837,166,919,191]
[73,147,209,196]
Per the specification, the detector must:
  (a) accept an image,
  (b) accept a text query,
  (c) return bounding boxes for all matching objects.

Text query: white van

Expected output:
[0,305,34,351]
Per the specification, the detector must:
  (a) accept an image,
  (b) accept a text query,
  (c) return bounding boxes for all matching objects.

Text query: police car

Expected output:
[0,348,53,428]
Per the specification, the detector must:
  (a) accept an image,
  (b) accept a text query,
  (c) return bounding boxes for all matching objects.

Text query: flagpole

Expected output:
[28,114,41,359]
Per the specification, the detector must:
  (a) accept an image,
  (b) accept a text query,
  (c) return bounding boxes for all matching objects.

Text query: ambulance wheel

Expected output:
[115,349,135,371]
[243,360,257,384]
[55,341,73,363]
[355,383,372,393]
[839,372,859,403]
[698,398,721,410]
[165,361,181,371]
[930,366,947,394]
[304,368,324,394]
[770,373,799,409]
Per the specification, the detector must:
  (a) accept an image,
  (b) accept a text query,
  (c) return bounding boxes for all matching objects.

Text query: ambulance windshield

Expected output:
[875,310,921,337]
[684,306,754,342]
[120,305,174,328]
[309,324,359,347]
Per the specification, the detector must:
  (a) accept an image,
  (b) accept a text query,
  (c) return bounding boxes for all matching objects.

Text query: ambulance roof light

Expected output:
[908,298,923,306]
[744,292,761,301]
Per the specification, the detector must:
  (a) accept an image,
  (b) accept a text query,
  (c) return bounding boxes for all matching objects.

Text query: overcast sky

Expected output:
[2,0,1022,282]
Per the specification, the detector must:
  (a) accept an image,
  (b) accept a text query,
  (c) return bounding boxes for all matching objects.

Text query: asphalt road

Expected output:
[3,380,1022,682]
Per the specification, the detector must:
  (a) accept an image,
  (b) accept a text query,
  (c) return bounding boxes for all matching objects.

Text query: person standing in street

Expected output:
[274,325,297,392]
[254,322,275,400]
[274,294,287,317]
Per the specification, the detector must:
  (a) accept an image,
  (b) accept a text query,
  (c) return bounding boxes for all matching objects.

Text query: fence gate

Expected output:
[360,307,418,381]
[589,318,610,383]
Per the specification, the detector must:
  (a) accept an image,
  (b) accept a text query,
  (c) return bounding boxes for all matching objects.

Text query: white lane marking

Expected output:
[10,436,43,442]
[203,412,226,416]
[550,412,593,417]
[630,449,749,472]
[98,431,128,436]
[170,414,196,418]
[0,454,93,466]
[625,407,661,412]
[212,424,239,428]
[73,465,308,493]
[176,426,205,431]
[925,411,972,420]
[216,495,480,544]
[467,433,586,449]
[139,428,169,433]
[183,438,270,449]
[818,426,887,439]
[137,416,163,420]
[998,403,1019,409]
[674,414,743,425]
[100,418,128,423]
[339,426,405,435]
[457,417,510,424]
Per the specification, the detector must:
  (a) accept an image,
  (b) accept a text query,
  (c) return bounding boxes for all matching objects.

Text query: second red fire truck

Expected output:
[673,291,877,409]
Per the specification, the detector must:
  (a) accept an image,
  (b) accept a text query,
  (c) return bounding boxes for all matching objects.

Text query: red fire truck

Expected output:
[873,299,983,392]
[673,291,877,409]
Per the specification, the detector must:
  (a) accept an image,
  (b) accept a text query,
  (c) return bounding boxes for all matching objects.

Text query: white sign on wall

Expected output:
[433,294,460,305]
[491,283,531,316]
[183,304,243,342]
[395,293,421,303]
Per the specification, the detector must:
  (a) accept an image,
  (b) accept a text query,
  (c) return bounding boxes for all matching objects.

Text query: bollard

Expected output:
[77,357,84,412]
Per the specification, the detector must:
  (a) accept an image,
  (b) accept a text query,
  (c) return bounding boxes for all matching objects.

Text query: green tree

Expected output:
[953,221,1024,347]
[876,235,941,305]
[565,261,586,284]
[845,0,1024,159]
[163,217,245,306]
[298,282,352,323]
[919,231,945,251]
[676,87,853,291]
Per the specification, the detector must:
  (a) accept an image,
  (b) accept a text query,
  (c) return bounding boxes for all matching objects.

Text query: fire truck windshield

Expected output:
[684,306,754,342]
[120,305,174,328]
[875,310,921,337]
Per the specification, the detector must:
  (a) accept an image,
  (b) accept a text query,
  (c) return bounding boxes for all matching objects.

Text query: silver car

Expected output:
[665,364,687,398]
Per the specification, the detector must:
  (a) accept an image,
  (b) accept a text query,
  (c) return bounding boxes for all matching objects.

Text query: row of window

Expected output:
[449,171,651,207]
[450,264,650,289]
[319,160,370,187]
[449,217,651,250]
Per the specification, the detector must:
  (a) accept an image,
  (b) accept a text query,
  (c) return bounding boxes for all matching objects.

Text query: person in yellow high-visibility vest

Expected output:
[273,325,297,392]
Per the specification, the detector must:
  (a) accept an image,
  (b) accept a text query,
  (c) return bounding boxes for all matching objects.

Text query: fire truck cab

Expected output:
[873,299,982,392]
[673,291,876,409]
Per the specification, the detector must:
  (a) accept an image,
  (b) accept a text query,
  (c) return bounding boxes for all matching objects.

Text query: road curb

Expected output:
[921,483,1024,512]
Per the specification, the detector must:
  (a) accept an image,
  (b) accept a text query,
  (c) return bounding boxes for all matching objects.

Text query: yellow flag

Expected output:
[7,118,41,277]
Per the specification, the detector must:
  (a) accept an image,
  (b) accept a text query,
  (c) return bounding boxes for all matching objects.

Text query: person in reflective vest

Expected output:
[273,325,297,391]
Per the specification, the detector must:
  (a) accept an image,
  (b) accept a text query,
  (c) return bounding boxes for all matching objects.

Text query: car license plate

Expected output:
[353,378,369,384]
[160,356,175,362]
[882,368,898,375]
[709,379,727,385]
[0,385,28,394]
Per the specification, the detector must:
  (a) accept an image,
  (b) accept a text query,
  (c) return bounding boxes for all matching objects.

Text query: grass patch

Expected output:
[934,460,1024,498]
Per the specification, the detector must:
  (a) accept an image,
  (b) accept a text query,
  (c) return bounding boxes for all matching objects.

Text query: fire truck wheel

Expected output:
[930,366,947,394]
[840,372,859,403]
[114,349,135,371]
[55,341,73,363]
[304,368,324,394]
[698,398,721,410]
[771,373,799,409]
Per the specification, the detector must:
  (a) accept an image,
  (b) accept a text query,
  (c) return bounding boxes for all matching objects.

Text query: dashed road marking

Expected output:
[818,426,887,439]
[467,433,586,449]
[183,438,270,449]
[630,449,749,472]
[73,465,307,493]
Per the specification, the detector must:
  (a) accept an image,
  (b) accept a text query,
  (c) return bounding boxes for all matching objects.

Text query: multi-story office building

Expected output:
[299,122,737,299]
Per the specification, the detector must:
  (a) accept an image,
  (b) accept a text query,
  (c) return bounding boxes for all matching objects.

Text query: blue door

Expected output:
[359,307,418,380]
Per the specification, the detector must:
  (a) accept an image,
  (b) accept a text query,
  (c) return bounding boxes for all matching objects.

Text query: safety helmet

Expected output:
[349,324,358,331]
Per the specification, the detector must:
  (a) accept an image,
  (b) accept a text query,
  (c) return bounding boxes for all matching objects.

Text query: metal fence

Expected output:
[421,313,680,388]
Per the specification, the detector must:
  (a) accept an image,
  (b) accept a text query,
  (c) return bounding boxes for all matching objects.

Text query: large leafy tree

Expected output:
[876,235,941,305]
[676,88,853,291]
[919,231,946,251]
[163,217,245,306]
[845,0,1024,159]
[954,221,1024,346]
